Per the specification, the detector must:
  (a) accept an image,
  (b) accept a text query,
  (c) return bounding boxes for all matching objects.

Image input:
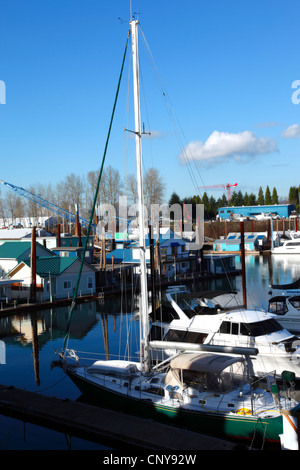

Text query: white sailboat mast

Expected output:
[130,18,150,373]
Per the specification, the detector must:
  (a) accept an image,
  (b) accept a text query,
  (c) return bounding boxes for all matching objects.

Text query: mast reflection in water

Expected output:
[0,254,300,448]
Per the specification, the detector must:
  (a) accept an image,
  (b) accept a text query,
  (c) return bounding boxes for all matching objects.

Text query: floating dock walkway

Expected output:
[0,384,240,450]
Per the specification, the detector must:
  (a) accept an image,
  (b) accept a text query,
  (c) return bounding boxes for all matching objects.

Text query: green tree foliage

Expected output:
[265,186,272,205]
[168,191,181,205]
[289,186,299,205]
[248,193,257,205]
[272,187,278,204]
[257,187,264,205]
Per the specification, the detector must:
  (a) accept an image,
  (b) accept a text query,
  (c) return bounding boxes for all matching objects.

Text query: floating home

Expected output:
[213,232,267,253]
[7,256,97,302]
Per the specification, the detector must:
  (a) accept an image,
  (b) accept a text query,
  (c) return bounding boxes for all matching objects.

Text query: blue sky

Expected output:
[0,0,300,204]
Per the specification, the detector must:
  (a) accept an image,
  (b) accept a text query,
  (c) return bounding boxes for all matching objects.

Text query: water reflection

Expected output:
[0,254,300,394]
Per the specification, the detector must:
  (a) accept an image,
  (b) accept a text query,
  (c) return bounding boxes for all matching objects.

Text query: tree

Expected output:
[124,173,138,205]
[229,191,244,206]
[56,173,84,212]
[99,165,123,207]
[87,169,101,209]
[265,186,272,205]
[144,167,165,207]
[289,186,299,205]
[25,185,40,219]
[201,191,209,209]
[257,187,264,205]
[217,194,227,207]
[5,191,24,223]
[169,191,181,206]
[272,187,278,204]
[247,193,257,205]
[236,190,245,206]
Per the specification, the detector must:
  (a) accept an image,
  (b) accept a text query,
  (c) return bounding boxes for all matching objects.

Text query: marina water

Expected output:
[0,253,300,449]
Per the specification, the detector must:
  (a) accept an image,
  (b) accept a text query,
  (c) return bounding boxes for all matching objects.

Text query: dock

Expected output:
[0,384,241,450]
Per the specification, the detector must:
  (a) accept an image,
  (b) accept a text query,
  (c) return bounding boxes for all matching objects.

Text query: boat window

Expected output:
[219,321,230,334]
[164,329,208,344]
[219,321,239,335]
[183,370,206,389]
[149,325,165,341]
[268,296,288,315]
[150,377,161,384]
[144,386,165,396]
[184,331,208,344]
[289,296,300,311]
[240,318,283,336]
[165,329,186,342]
[219,318,283,336]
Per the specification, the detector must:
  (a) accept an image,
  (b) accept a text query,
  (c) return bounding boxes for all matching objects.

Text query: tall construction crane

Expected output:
[198,183,238,203]
[0,179,96,230]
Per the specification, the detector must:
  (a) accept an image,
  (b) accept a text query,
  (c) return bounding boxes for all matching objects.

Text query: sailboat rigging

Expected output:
[58,17,300,449]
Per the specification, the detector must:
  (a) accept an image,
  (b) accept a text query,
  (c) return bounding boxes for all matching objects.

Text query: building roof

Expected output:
[22,256,78,277]
[0,241,33,259]
[0,228,52,238]
[0,241,53,259]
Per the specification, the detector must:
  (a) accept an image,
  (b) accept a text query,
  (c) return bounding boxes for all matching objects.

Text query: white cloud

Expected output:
[281,124,300,138]
[179,130,278,166]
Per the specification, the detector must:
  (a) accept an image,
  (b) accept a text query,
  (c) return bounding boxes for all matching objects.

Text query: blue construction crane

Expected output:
[0,179,96,230]
[0,179,132,236]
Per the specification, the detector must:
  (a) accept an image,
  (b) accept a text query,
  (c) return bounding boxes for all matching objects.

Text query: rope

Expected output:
[62,29,131,352]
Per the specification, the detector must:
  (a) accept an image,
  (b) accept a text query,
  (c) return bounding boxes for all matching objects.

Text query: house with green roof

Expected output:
[0,241,54,276]
[7,256,97,302]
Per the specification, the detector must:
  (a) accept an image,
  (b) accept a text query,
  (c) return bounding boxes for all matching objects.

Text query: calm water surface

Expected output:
[1,253,300,449]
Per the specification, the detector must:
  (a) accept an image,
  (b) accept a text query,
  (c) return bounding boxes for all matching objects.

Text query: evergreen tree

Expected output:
[289,186,299,205]
[201,191,209,208]
[272,187,278,204]
[265,185,272,205]
[248,193,257,205]
[169,191,181,206]
[229,191,238,206]
[236,190,245,206]
[216,194,227,208]
[257,187,264,205]
[208,196,217,217]
[221,193,227,207]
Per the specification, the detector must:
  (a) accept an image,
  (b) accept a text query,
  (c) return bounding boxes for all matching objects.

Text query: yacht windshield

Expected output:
[219,318,283,336]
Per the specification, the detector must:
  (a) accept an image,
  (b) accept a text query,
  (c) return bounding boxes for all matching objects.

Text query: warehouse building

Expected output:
[218,204,295,221]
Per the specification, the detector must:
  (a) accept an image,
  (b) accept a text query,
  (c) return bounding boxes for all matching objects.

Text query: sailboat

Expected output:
[59,17,300,449]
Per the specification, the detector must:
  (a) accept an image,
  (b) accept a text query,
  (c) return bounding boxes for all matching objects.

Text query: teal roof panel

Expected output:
[0,241,32,259]
[22,256,77,277]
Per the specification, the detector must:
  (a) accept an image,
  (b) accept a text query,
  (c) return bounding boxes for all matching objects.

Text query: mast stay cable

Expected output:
[62,29,131,353]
